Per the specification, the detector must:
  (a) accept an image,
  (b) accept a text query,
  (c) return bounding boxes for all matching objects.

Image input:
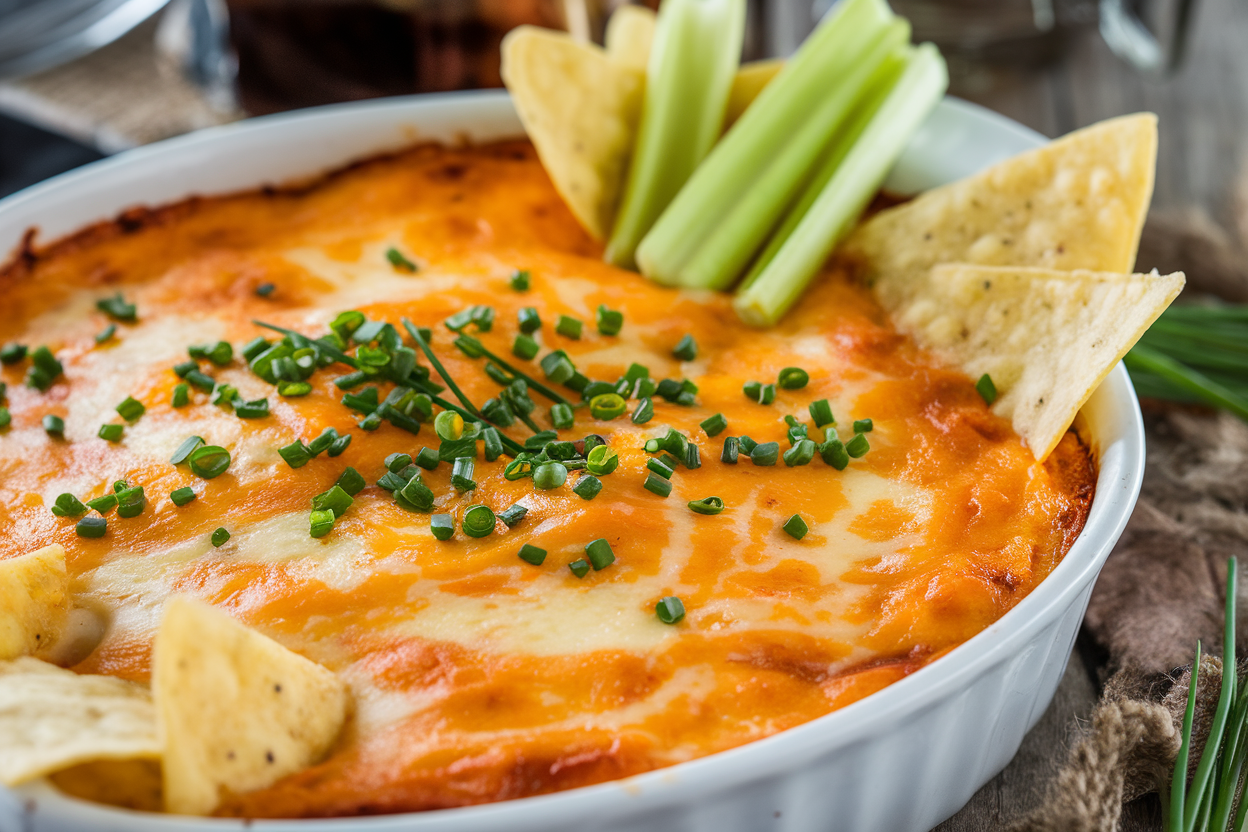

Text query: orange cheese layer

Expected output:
[0,141,1094,818]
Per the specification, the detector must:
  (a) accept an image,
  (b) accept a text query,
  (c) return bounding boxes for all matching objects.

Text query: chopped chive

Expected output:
[205,341,233,365]
[721,436,740,464]
[172,383,190,407]
[188,445,231,478]
[173,360,198,378]
[631,397,654,424]
[586,445,619,475]
[327,433,352,456]
[86,494,117,514]
[51,493,88,517]
[517,307,542,334]
[397,477,435,512]
[0,343,26,364]
[585,538,615,571]
[279,440,312,469]
[185,370,215,392]
[499,504,528,526]
[660,452,682,471]
[312,485,354,518]
[700,413,727,437]
[555,315,583,339]
[278,381,312,398]
[589,393,627,420]
[451,458,477,491]
[738,435,758,454]
[647,457,675,479]
[462,505,496,538]
[309,509,335,538]
[688,496,725,516]
[171,435,205,464]
[27,346,63,392]
[846,433,870,458]
[377,471,409,492]
[809,399,835,427]
[307,427,338,456]
[513,334,540,361]
[0,407,8,428]
[743,381,776,405]
[385,453,413,473]
[546,441,578,461]
[782,514,809,540]
[656,596,686,624]
[434,410,464,441]
[76,516,107,538]
[98,424,124,442]
[518,543,547,565]
[234,398,269,419]
[334,467,366,497]
[115,486,146,518]
[644,473,672,497]
[777,367,809,390]
[386,247,418,272]
[430,514,455,540]
[170,487,196,507]
[334,371,368,390]
[672,335,698,361]
[783,438,817,466]
[96,292,137,322]
[414,447,440,470]
[254,282,276,298]
[210,384,239,408]
[596,305,623,336]
[976,373,998,405]
[684,443,702,469]
[551,402,575,430]
[820,437,848,470]
[510,269,531,291]
[539,350,576,386]
[210,527,230,547]
[750,441,780,466]
[440,434,479,461]
[524,429,558,450]
[853,418,873,434]
[42,414,64,437]
[483,362,512,387]
[573,475,603,500]
[569,558,590,578]
[241,337,270,361]
[534,461,568,490]
[94,324,117,345]
[358,411,383,431]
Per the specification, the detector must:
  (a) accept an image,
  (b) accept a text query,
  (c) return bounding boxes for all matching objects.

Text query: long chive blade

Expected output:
[637,2,901,289]
[604,0,746,268]
[400,318,482,418]
[1125,344,1248,422]
[1210,688,1248,832]
[1173,641,1202,832]
[733,44,947,326]
[454,334,571,406]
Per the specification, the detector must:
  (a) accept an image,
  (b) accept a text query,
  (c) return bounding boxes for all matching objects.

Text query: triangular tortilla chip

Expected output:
[843,114,1158,313]
[896,264,1184,459]
[605,4,655,70]
[0,656,160,786]
[0,544,69,660]
[502,26,645,241]
[153,596,350,816]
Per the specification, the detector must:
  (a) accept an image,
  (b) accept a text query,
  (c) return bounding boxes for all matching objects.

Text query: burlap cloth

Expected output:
[1011,210,1248,831]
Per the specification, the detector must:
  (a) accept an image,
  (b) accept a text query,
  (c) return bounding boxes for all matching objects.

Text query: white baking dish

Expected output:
[0,91,1145,832]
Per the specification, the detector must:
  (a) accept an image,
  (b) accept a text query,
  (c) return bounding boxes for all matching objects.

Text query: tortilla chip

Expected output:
[154,596,350,816]
[725,59,785,128]
[844,114,1158,313]
[502,26,645,241]
[605,4,654,70]
[50,758,164,812]
[0,656,160,786]
[0,545,69,660]
[897,264,1184,459]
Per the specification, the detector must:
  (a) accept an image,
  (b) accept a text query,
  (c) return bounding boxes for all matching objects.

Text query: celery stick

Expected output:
[734,44,948,327]
[635,0,894,284]
[665,21,909,291]
[604,0,745,269]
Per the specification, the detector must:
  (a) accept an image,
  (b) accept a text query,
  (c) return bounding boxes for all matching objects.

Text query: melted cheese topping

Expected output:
[0,142,1094,818]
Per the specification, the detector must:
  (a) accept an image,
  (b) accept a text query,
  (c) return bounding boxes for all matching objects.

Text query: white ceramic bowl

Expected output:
[0,91,1145,832]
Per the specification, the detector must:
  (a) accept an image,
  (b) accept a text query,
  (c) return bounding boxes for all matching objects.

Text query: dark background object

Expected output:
[0,111,102,200]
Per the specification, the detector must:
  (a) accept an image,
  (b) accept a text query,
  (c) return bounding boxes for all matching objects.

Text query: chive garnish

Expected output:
[809,399,835,427]
[586,445,619,475]
[95,324,117,345]
[43,414,64,437]
[777,367,809,390]
[414,447,440,470]
[462,505,496,538]
[525,430,558,450]
[400,319,485,420]
[853,418,873,433]
[631,397,654,424]
[656,596,686,624]
[113,481,127,494]
[551,403,575,430]
[647,458,675,479]
[643,473,672,497]
[254,282,276,298]
[451,458,477,492]
[333,467,365,497]
[377,472,408,492]
[98,424,124,442]
[189,445,231,478]
[173,360,197,378]
[307,427,338,457]
[585,538,615,571]
[783,514,809,540]
[334,371,368,390]
[534,461,568,490]
[510,269,531,291]
[386,247,418,272]
[435,411,464,441]
[688,496,725,515]
[0,407,9,429]
[783,438,817,466]
[0,343,26,364]
[518,307,542,334]
[51,493,88,517]
[96,293,137,322]
[743,381,776,405]
[738,436,757,454]
[750,441,780,466]
[596,305,623,336]
[26,346,63,392]
[684,444,702,469]
[513,334,540,361]
[846,434,870,458]
[700,413,727,437]
[358,412,383,431]
[569,559,590,578]
[385,453,413,473]
[555,315,583,339]
[573,475,602,500]
[499,504,528,526]
[976,373,998,405]
[430,514,455,540]
[241,337,270,361]
[86,494,117,514]
[211,527,230,547]
[111,396,144,422]
[210,384,239,408]
[171,435,205,464]
[540,351,576,385]
[185,370,215,392]
[328,433,352,456]
[518,543,547,565]
[172,383,190,408]
[820,437,849,469]
[397,477,435,512]
[672,335,698,361]
[277,381,312,398]
[76,516,107,538]
[312,485,353,518]
[309,509,335,538]
[170,487,196,507]
[115,486,146,518]
[278,440,311,469]
[721,436,739,464]
[590,393,627,420]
